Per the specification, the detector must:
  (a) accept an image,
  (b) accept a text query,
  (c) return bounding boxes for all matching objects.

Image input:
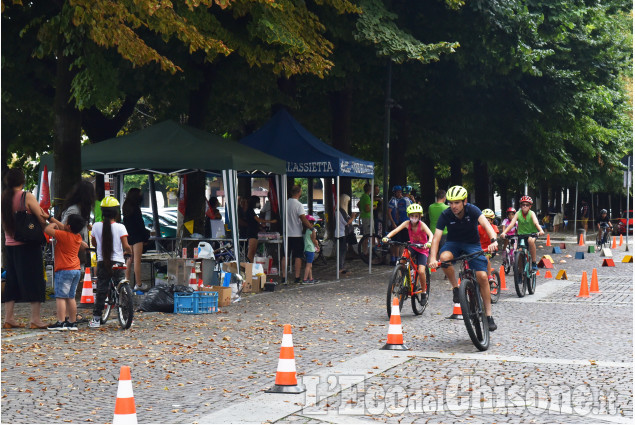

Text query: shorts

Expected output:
[440,241,488,272]
[54,269,82,299]
[408,248,428,269]
[304,251,315,263]
[288,237,304,259]
[394,228,409,243]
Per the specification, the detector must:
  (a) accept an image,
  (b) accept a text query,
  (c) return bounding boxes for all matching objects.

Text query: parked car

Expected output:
[141,211,177,238]
[615,210,633,235]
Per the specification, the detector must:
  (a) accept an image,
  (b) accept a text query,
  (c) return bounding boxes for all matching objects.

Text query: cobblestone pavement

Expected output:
[1,234,632,423]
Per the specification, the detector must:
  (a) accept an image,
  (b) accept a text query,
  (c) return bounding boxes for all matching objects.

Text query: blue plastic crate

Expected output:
[174,291,219,314]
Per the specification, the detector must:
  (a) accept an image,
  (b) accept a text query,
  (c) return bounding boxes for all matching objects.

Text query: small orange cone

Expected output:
[266,324,306,393]
[544,270,553,278]
[536,270,540,276]
[447,303,463,320]
[546,234,551,247]
[80,267,94,304]
[578,234,585,246]
[382,298,408,350]
[619,234,623,246]
[113,366,137,425]
[589,268,600,293]
[188,267,198,291]
[611,236,617,249]
[499,266,508,290]
[576,271,590,298]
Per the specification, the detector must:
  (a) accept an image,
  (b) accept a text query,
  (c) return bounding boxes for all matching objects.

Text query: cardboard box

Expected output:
[240,262,266,293]
[167,258,195,286]
[200,286,231,307]
[222,262,239,274]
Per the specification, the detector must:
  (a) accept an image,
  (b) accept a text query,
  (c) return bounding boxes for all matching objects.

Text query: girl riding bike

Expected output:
[500,207,517,253]
[501,196,544,271]
[383,204,433,294]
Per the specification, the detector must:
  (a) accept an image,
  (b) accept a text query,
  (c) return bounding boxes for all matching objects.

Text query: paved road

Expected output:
[1,234,632,423]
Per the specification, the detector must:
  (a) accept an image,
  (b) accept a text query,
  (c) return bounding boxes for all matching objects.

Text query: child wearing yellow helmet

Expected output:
[383,204,433,296]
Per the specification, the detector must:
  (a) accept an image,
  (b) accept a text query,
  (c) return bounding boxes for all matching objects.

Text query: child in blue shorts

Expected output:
[44,214,87,331]
[302,216,320,284]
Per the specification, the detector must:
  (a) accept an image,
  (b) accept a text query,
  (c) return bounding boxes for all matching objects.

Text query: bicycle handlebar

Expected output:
[505,233,539,239]
[386,240,428,249]
[438,250,496,268]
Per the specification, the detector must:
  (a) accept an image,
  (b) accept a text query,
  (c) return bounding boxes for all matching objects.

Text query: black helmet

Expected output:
[600,209,607,214]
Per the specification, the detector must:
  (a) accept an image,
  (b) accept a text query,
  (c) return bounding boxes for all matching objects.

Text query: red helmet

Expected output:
[506,207,516,213]
[520,195,533,205]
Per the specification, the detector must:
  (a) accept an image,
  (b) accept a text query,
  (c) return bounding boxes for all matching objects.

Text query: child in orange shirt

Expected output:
[478,209,499,277]
[44,214,88,331]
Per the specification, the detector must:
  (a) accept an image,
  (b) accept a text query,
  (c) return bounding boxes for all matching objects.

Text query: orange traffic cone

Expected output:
[80,267,94,304]
[544,270,553,278]
[382,297,408,350]
[188,267,198,291]
[611,236,617,249]
[113,366,137,425]
[499,266,508,290]
[589,268,600,293]
[536,270,540,276]
[266,324,306,393]
[546,234,551,247]
[447,303,462,320]
[576,271,590,298]
[578,233,585,246]
[619,234,623,246]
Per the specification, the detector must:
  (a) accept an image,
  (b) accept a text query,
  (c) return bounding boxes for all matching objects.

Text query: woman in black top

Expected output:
[122,188,148,289]
[246,196,276,263]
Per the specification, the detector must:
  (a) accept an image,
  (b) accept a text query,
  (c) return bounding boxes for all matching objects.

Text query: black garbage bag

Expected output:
[139,284,195,313]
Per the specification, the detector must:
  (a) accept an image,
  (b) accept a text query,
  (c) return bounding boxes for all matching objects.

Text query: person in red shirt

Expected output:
[478,209,499,277]
[44,214,88,331]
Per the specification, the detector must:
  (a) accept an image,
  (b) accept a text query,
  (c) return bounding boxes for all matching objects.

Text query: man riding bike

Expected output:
[428,186,499,331]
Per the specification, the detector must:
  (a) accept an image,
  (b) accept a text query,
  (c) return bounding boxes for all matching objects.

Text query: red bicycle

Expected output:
[385,241,431,318]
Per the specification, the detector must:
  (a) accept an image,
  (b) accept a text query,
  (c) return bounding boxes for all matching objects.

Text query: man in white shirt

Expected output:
[283,185,313,283]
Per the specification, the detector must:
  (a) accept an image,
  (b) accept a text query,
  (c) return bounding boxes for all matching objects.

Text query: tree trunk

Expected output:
[539,181,548,214]
[420,155,436,212]
[473,159,489,208]
[499,180,508,213]
[450,157,462,186]
[330,88,353,198]
[390,107,408,190]
[324,178,335,239]
[53,52,82,214]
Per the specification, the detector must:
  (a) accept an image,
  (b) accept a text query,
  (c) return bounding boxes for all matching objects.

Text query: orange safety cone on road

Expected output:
[188,267,198,291]
[546,234,551,247]
[80,267,94,304]
[576,271,590,298]
[544,270,553,278]
[266,324,306,393]
[382,298,408,350]
[619,234,623,246]
[113,366,137,425]
[589,268,600,294]
[611,236,617,249]
[447,303,463,320]
[499,266,508,290]
[578,234,585,246]
[535,270,540,276]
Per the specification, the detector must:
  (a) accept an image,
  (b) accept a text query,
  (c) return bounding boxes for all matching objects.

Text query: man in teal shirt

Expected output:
[357,183,372,235]
[428,189,449,257]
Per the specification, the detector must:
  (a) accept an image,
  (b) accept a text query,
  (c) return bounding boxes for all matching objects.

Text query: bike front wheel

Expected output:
[514,251,526,298]
[490,270,501,304]
[101,287,115,325]
[411,267,431,315]
[386,265,407,318]
[527,269,537,295]
[359,235,385,265]
[459,278,489,351]
[117,282,134,330]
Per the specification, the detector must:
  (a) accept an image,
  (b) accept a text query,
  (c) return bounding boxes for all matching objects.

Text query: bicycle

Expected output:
[488,267,501,304]
[358,234,390,265]
[101,263,134,330]
[501,235,517,275]
[213,243,244,298]
[439,250,494,351]
[513,233,539,298]
[385,241,431,318]
[596,223,611,250]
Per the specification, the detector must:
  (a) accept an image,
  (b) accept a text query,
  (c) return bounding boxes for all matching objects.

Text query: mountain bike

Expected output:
[358,234,390,265]
[489,267,501,304]
[385,241,431,318]
[439,250,494,351]
[596,223,611,250]
[101,264,134,330]
[501,235,517,275]
[513,233,539,298]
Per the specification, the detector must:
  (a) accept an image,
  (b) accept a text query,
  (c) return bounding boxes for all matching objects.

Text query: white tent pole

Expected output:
[336,176,340,280]
[232,170,240,271]
[282,174,288,280]
[369,178,374,274]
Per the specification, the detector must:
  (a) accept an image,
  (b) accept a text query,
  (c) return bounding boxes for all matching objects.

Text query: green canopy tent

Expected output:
[40,120,287,271]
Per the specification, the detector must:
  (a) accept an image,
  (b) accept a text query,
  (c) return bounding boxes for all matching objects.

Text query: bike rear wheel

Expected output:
[490,270,501,304]
[514,251,526,298]
[359,235,385,265]
[117,282,134,329]
[527,268,537,295]
[386,265,407,318]
[503,248,512,274]
[411,267,431,315]
[459,277,489,351]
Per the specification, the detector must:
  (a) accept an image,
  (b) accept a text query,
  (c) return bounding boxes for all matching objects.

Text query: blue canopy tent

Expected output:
[240,108,376,278]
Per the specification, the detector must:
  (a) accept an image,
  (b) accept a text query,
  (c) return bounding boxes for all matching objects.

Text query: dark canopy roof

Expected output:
[240,109,374,178]
[40,120,286,175]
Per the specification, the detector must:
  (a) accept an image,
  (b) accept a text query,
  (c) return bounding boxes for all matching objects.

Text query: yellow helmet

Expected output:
[100,196,120,208]
[482,208,495,219]
[406,204,423,215]
[446,186,467,201]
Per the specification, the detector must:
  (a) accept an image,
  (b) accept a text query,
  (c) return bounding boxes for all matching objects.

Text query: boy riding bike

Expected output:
[428,186,499,331]
[478,209,499,279]
[595,209,613,245]
[383,204,433,295]
[501,196,544,271]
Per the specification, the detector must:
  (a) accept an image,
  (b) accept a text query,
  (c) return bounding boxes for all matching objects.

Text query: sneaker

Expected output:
[302,279,314,284]
[47,321,66,331]
[63,321,78,331]
[452,287,460,304]
[294,277,302,284]
[487,316,497,332]
[88,317,101,328]
[532,262,538,271]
